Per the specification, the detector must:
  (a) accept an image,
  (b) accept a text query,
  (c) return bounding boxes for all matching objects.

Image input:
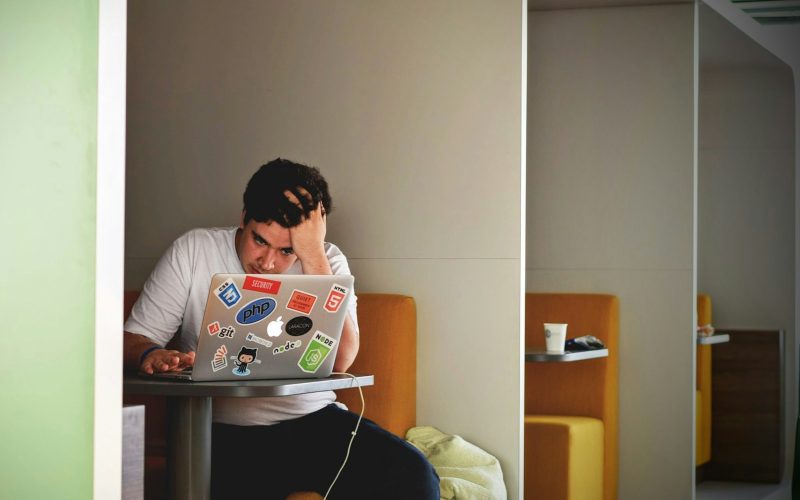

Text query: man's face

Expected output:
[236,215,298,274]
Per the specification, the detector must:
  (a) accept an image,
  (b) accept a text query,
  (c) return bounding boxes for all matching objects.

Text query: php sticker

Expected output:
[216,279,242,309]
[287,290,317,314]
[286,316,313,336]
[218,325,235,339]
[235,297,277,325]
[273,339,302,355]
[324,284,348,313]
[298,331,337,373]
[207,321,221,336]
[212,345,228,372]
[246,332,273,348]
[243,276,282,295]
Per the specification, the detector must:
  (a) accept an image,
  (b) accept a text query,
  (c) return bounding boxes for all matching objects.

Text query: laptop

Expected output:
[153,273,354,382]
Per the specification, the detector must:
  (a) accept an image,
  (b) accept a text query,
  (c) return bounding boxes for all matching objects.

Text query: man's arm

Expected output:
[285,188,360,372]
[124,332,195,374]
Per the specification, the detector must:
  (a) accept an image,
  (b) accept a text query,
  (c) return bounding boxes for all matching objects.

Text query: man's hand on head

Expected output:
[140,349,196,375]
[283,187,331,274]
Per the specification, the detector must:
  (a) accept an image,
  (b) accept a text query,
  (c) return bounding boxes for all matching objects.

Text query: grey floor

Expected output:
[696,480,791,500]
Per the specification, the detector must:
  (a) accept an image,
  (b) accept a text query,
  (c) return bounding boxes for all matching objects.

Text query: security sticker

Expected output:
[287,290,317,314]
[246,332,273,348]
[218,325,235,339]
[298,331,337,373]
[216,279,242,309]
[324,284,348,313]
[212,345,228,372]
[231,346,261,376]
[272,339,302,355]
[207,321,221,336]
[235,297,277,325]
[286,316,313,337]
[243,276,282,295]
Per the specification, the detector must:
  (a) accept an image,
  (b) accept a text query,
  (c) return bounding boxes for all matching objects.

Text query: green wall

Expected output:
[0,1,98,498]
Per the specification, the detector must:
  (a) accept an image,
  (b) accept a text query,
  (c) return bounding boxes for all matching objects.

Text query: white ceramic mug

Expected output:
[544,323,567,353]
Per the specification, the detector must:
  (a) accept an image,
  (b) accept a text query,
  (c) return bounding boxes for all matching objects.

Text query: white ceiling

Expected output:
[528,0,691,11]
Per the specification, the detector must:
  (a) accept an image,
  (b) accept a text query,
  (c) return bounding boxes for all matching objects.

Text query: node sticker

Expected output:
[207,321,221,336]
[215,279,241,309]
[324,284,348,313]
[246,332,273,348]
[287,290,317,314]
[286,316,313,337]
[298,331,337,373]
[218,325,235,339]
[272,339,302,355]
[235,297,277,325]
[243,276,282,295]
[231,346,260,376]
[211,345,228,372]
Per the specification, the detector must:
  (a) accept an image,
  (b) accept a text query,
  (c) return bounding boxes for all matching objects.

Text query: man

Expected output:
[123,158,439,499]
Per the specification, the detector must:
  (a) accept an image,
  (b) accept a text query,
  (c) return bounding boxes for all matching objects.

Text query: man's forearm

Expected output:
[123,332,161,372]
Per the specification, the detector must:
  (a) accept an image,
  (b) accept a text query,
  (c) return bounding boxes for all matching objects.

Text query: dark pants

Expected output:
[211,404,440,500]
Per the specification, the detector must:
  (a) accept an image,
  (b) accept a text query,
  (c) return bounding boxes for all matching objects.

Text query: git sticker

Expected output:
[324,284,348,313]
[287,290,317,314]
[207,321,221,336]
[298,331,336,373]
[218,325,235,339]
[212,345,228,372]
[216,279,241,309]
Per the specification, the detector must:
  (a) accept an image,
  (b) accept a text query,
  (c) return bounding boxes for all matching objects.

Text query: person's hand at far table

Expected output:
[141,349,195,375]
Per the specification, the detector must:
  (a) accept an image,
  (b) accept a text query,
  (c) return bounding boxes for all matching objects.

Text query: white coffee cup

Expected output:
[544,323,567,353]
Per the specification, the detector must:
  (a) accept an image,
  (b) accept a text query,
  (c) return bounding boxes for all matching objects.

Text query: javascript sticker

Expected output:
[297,331,336,373]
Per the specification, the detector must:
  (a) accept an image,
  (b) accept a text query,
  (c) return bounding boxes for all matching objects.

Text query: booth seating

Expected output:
[524,293,619,500]
[124,291,418,500]
[696,294,712,466]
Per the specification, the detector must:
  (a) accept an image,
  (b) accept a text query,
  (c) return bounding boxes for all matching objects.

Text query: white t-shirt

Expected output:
[124,227,359,425]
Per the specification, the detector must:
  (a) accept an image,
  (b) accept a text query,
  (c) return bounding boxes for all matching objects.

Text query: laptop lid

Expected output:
[187,273,354,382]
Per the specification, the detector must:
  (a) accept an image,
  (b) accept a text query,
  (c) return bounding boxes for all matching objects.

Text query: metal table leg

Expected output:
[167,396,212,500]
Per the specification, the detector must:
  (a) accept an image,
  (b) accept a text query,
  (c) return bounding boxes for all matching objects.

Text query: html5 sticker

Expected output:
[324,284,349,313]
[287,289,317,314]
[243,276,282,295]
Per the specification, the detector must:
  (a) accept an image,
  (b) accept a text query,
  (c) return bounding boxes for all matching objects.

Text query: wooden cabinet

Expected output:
[705,329,784,483]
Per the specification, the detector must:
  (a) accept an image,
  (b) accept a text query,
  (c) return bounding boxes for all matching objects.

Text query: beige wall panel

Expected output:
[526,268,694,499]
[352,257,521,497]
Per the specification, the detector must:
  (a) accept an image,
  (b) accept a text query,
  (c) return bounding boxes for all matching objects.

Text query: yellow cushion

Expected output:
[524,415,603,500]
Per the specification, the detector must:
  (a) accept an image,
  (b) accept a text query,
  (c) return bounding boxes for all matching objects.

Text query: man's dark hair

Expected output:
[242,158,333,227]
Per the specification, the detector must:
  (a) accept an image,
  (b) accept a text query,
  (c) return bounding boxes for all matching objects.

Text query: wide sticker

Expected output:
[286,289,317,314]
[207,321,221,336]
[243,276,282,295]
[324,284,348,313]
[246,332,273,348]
[286,316,313,337]
[235,297,277,325]
[215,279,242,309]
[298,331,337,373]
[218,325,235,339]
[273,339,302,355]
[266,316,284,337]
[211,345,228,372]
[231,346,260,376]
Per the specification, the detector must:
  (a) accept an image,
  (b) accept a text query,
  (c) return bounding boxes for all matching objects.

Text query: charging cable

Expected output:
[324,372,365,499]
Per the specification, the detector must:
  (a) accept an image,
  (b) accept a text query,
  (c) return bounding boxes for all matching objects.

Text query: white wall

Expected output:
[126,0,525,497]
[698,64,796,475]
[527,5,696,499]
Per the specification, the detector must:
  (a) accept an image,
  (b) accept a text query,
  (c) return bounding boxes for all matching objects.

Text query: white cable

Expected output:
[324,372,365,500]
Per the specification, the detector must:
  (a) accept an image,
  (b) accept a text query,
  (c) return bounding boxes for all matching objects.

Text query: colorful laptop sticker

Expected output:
[242,276,282,295]
[215,279,242,309]
[324,284,348,313]
[298,331,337,373]
[287,289,317,314]
[212,345,228,372]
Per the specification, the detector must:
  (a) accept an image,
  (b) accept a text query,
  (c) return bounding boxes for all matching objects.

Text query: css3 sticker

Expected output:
[298,331,336,373]
[324,284,348,313]
[216,279,241,309]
